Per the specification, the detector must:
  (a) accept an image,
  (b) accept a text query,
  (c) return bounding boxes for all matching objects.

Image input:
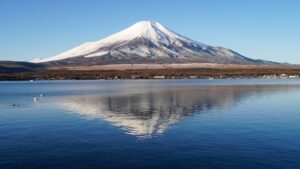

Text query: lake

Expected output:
[1,79,300,169]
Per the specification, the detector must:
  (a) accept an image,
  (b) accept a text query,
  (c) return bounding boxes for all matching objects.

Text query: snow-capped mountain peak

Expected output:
[32,21,204,63]
[32,21,271,65]
[95,21,184,47]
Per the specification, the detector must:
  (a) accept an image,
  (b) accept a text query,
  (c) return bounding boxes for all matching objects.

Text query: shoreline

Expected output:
[1,67,300,81]
[1,78,299,82]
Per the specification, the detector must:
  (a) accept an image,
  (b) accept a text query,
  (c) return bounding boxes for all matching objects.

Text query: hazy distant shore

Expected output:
[48,63,298,71]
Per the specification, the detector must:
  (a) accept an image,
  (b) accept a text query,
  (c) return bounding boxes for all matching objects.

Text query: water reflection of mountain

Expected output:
[59,85,298,137]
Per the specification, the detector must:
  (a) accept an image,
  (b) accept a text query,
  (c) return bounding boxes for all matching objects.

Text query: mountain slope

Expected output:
[0,61,44,73]
[32,21,278,66]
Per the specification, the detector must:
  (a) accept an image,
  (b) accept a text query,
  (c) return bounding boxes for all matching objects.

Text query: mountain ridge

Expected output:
[32,21,280,66]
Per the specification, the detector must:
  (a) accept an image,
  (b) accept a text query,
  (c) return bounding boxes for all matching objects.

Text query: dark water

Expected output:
[1,79,300,169]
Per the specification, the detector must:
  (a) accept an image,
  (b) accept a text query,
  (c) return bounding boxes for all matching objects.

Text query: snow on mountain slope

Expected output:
[32,21,274,65]
[33,21,201,62]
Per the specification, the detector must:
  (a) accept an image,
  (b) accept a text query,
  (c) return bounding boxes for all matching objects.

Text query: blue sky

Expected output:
[0,0,299,63]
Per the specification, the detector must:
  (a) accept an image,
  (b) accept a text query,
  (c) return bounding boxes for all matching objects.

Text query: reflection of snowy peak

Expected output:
[58,87,250,137]
[61,92,194,137]
[32,21,275,65]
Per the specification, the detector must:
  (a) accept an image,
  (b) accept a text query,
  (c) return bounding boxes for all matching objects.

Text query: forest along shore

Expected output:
[1,64,300,80]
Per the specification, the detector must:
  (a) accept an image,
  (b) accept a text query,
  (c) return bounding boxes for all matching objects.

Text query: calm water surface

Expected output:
[1,79,300,169]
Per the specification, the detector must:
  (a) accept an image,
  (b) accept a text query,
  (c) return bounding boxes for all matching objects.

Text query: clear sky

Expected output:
[0,0,299,63]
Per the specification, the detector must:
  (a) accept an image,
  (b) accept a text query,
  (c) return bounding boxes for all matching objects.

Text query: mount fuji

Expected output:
[32,21,277,66]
